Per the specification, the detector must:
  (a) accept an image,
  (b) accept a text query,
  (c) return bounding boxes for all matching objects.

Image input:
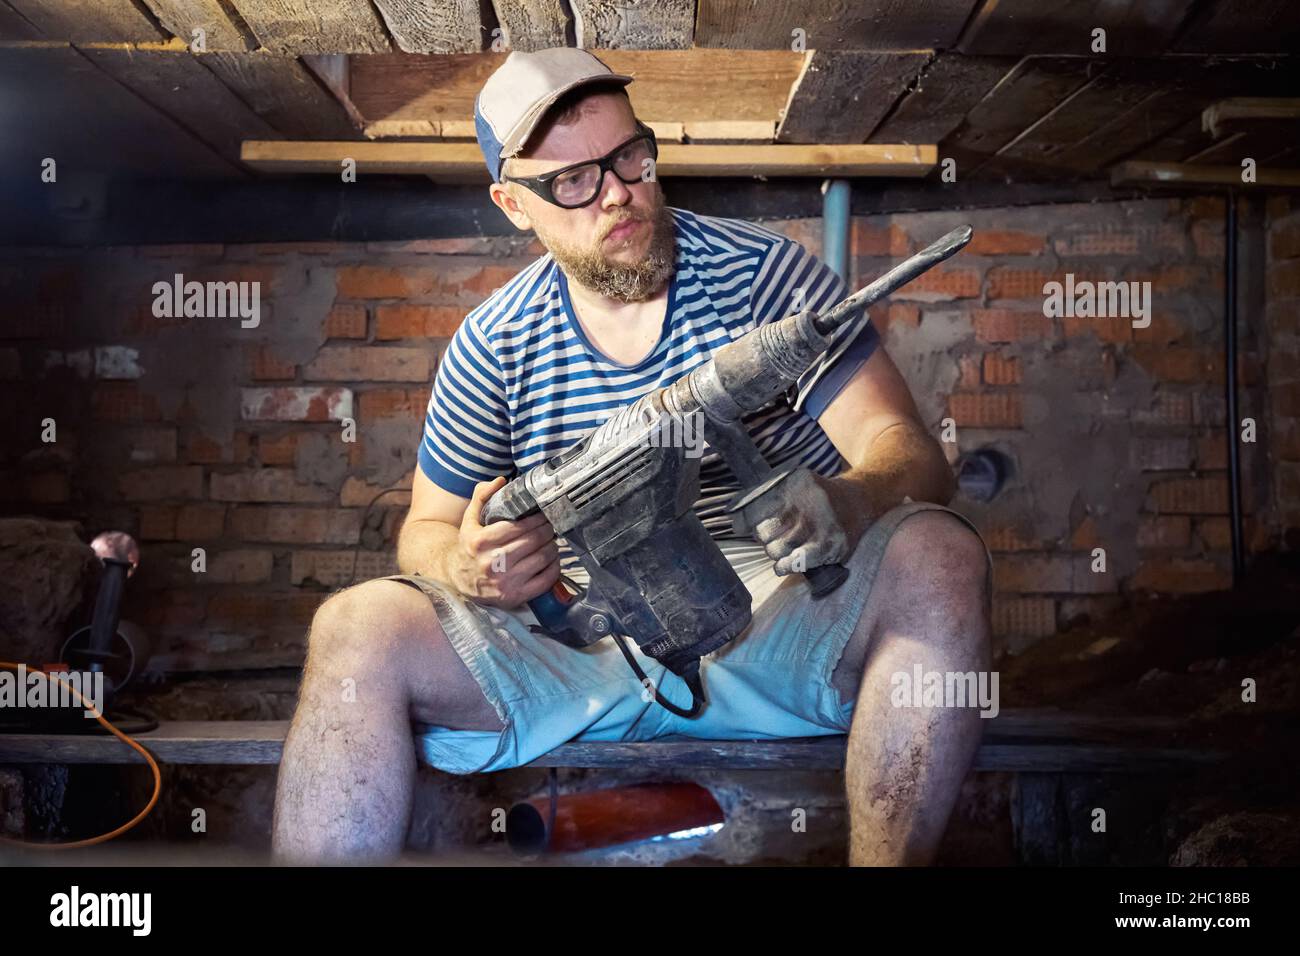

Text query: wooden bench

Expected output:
[0,709,1225,772]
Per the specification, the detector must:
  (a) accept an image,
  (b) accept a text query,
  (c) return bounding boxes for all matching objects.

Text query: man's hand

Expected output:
[447,476,562,608]
[736,467,851,576]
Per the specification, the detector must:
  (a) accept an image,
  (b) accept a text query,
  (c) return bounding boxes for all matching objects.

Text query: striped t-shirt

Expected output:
[418,205,880,549]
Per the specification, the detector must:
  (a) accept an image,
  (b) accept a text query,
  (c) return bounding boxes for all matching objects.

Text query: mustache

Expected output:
[602,212,649,238]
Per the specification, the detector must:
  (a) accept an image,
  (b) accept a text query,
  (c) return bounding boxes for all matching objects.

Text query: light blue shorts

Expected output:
[386,501,990,775]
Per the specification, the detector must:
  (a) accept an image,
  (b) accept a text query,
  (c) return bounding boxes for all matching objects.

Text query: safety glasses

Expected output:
[500,121,658,209]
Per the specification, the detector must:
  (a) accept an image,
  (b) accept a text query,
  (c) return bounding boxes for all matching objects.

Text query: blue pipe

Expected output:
[821,179,850,281]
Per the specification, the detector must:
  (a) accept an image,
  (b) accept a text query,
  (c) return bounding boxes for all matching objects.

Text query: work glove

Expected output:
[732,466,849,576]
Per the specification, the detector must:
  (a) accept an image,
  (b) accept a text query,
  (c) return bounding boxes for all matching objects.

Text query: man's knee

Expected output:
[307,579,442,672]
[886,509,990,600]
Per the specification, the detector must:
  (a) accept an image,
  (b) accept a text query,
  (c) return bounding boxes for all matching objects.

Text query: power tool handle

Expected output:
[805,562,848,598]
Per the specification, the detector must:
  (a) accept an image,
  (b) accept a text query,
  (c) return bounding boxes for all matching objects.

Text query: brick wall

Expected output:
[0,197,1291,666]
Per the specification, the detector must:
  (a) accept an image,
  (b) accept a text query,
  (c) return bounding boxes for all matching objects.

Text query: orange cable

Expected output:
[0,661,162,850]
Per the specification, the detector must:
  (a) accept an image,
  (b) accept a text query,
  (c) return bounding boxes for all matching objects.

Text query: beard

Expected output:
[534,200,676,303]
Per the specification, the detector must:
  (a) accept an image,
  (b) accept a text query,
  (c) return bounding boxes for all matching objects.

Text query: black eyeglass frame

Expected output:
[499,121,658,209]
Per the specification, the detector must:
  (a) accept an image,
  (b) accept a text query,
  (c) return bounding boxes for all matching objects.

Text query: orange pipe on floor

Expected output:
[506,782,724,853]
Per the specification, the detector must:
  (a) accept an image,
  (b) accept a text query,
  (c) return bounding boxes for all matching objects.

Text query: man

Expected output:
[273,48,993,866]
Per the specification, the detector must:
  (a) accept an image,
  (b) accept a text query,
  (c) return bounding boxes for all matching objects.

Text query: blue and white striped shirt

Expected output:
[418,206,880,541]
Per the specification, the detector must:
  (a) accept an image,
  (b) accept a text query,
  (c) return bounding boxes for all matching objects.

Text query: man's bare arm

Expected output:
[396,469,560,607]
[812,344,957,545]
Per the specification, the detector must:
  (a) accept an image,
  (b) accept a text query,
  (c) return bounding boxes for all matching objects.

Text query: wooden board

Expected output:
[695,0,977,51]
[1066,58,1300,173]
[0,0,43,40]
[942,56,1099,174]
[985,59,1185,179]
[776,50,931,144]
[202,52,360,139]
[0,711,1226,772]
[1111,160,1300,188]
[0,44,236,179]
[870,53,1017,145]
[140,0,254,51]
[960,0,1195,56]
[372,0,488,53]
[573,0,694,49]
[348,49,806,127]
[1173,0,1300,54]
[82,47,277,162]
[491,0,569,52]
[6,0,166,42]
[241,138,937,177]
[227,0,390,53]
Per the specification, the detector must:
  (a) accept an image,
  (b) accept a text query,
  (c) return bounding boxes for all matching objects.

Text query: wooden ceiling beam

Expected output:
[241,139,937,177]
[1110,160,1300,189]
[140,0,254,51]
[226,0,390,54]
[776,50,930,144]
[695,0,974,51]
[1203,98,1300,138]
[372,0,487,54]
[491,0,568,52]
[573,0,693,49]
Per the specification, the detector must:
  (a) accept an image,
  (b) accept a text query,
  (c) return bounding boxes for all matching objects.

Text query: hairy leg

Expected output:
[831,510,992,866]
[271,580,504,864]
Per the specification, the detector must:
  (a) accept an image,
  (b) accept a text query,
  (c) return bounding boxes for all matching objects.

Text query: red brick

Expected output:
[972,309,1051,344]
[981,351,1021,385]
[1132,392,1194,428]
[374,305,464,340]
[1276,419,1300,462]
[339,474,412,507]
[1271,259,1300,298]
[1137,515,1191,549]
[1274,382,1300,418]
[210,469,334,503]
[1052,231,1139,256]
[248,345,296,381]
[364,237,494,255]
[869,302,919,340]
[461,264,524,296]
[1196,432,1229,470]
[1188,197,1226,220]
[1131,346,1221,385]
[205,549,275,584]
[890,265,981,301]
[987,268,1106,301]
[245,241,343,256]
[982,526,1039,552]
[1146,477,1231,515]
[1131,313,1185,345]
[290,549,400,586]
[1068,516,1101,550]
[324,303,367,339]
[92,382,160,422]
[138,504,178,541]
[183,430,251,465]
[994,554,1073,593]
[257,433,301,466]
[1130,558,1230,594]
[1062,314,1132,344]
[991,596,1056,640]
[1146,265,1218,294]
[968,229,1045,256]
[1266,339,1300,384]
[125,426,178,464]
[947,392,1022,428]
[358,388,428,422]
[240,387,353,422]
[1272,218,1300,260]
[335,265,441,299]
[1130,437,1192,471]
[176,504,225,540]
[229,506,362,544]
[303,345,431,383]
[851,221,911,257]
[1193,220,1225,259]
[117,466,204,502]
[205,591,320,629]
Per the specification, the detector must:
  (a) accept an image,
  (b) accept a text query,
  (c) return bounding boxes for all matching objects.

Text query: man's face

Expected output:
[490,92,675,303]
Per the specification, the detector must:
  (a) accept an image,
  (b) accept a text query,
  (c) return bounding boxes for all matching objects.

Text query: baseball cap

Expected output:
[474,48,634,183]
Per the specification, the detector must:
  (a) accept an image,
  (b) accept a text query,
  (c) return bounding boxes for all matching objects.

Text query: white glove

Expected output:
[733,467,849,576]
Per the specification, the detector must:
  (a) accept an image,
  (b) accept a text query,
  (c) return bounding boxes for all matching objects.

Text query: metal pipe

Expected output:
[1225,192,1244,584]
[822,179,851,281]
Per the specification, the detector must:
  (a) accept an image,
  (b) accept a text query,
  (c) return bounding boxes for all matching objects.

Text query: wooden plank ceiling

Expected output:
[0,0,1297,186]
